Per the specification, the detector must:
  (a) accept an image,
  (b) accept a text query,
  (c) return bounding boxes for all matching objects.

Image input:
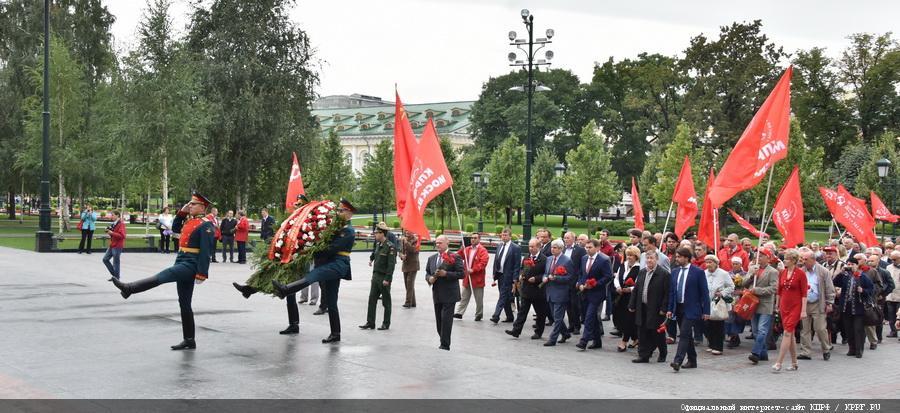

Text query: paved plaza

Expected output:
[0,246,898,399]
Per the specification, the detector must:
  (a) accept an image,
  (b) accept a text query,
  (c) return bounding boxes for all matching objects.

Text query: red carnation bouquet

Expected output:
[624,278,635,287]
[440,252,456,266]
[554,266,567,276]
[657,320,668,334]
[585,278,598,289]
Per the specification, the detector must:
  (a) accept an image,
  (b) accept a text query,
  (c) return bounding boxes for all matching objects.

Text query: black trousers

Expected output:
[434,301,455,348]
[322,279,341,334]
[706,320,725,351]
[637,325,667,360]
[237,241,247,263]
[673,307,699,364]
[78,229,94,252]
[887,301,899,334]
[221,237,234,261]
[512,295,548,336]
[568,286,582,329]
[286,293,298,326]
[158,229,171,252]
[843,314,866,357]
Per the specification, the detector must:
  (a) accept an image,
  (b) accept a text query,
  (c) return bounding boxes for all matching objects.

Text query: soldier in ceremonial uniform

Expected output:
[111,192,215,350]
[360,223,397,330]
[272,198,356,344]
[232,194,310,335]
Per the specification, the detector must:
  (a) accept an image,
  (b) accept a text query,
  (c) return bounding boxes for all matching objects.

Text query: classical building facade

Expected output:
[311,95,475,172]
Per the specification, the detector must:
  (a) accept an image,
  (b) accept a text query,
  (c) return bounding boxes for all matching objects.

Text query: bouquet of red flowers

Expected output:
[585,278,597,289]
[554,266,567,276]
[656,320,667,334]
[440,252,456,269]
[624,278,635,287]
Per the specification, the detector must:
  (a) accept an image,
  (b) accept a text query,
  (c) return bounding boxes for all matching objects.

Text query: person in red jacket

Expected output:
[235,210,250,264]
[207,207,221,263]
[102,210,127,281]
[454,233,490,321]
[718,233,750,272]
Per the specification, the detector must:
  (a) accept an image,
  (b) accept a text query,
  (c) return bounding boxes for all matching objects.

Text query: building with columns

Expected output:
[311,95,475,172]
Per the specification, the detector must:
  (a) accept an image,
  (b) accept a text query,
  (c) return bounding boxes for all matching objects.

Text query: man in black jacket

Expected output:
[629,250,671,363]
[260,208,276,242]
[506,238,548,339]
[427,235,465,350]
[219,210,237,263]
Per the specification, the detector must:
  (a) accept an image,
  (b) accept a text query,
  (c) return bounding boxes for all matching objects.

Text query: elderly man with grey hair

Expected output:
[797,249,836,361]
[887,250,900,339]
[543,238,576,346]
[426,235,465,350]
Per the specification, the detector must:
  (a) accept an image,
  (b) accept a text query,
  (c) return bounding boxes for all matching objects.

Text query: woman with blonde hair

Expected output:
[772,249,808,372]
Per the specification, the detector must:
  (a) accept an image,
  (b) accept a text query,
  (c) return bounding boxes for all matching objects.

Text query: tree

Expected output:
[531,146,560,225]
[358,139,394,217]
[485,137,525,225]
[681,20,787,156]
[839,32,900,142]
[122,0,210,209]
[305,131,354,201]
[853,132,900,203]
[646,122,697,213]
[563,121,618,225]
[792,47,858,164]
[188,0,319,211]
[18,36,88,232]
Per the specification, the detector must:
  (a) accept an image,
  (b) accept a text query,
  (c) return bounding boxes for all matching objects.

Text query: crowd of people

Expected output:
[397,227,899,370]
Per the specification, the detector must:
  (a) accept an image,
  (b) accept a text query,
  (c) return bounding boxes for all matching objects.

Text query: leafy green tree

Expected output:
[792,47,858,165]
[305,131,354,201]
[485,137,525,225]
[532,146,560,225]
[358,139,394,217]
[854,132,900,202]
[646,122,697,212]
[563,121,618,225]
[838,32,900,142]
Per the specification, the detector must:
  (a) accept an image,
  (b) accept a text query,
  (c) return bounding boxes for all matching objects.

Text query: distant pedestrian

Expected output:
[219,210,237,262]
[235,210,249,264]
[157,207,174,253]
[78,204,98,254]
[207,207,221,263]
[102,210,126,281]
[260,208,276,242]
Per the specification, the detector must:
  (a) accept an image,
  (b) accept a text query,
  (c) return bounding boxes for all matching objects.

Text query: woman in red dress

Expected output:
[773,249,808,372]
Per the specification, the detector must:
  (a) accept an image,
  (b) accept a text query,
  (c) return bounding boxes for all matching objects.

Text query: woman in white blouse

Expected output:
[704,254,735,355]
[613,246,642,352]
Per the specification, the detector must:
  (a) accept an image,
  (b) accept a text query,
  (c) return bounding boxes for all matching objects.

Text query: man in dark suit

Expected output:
[538,228,553,257]
[491,227,521,323]
[259,208,276,242]
[576,239,613,350]
[629,250,671,363]
[563,231,588,335]
[426,235,465,350]
[543,239,576,346]
[506,238,548,339]
[668,247,710,371]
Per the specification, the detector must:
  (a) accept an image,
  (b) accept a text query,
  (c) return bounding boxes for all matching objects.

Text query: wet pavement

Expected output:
[0,246,897,399]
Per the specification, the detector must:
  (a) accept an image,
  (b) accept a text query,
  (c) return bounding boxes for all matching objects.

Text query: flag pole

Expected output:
[713,208,719,253]
[753,168,776,266]
[661,201,674,236]
[449,186,474,289]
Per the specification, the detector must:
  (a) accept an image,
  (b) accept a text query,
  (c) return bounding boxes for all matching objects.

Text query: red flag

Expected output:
[771,166,805,248]
[400,119,454,240]
[284,152,305,212]
[838,185,876,227]
[631,177,644,231]
[727,208,765,238]
[820,186,878,246]
[708,67,793,207]
[697,168,720,250]
[871,191,898,223]
[672,156,698,238]
[393,91,418,217]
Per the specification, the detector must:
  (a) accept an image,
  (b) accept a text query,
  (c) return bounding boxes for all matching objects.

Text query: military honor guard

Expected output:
[360,223,397,331]
[272,198,357,344]
[111,192,215,350]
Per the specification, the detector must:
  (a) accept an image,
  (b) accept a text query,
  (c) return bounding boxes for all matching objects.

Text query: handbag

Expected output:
[76,220,83,230]
[734,272,761,320]
[710,297,730,321]
[863,299,884,326]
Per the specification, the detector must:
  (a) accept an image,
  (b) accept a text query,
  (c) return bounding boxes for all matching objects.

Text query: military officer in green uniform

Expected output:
[360,223,397,331]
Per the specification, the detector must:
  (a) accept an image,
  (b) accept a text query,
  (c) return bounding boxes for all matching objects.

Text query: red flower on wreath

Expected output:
[553,265,567,276]
[585,278,597,289]
[624,278,635,287]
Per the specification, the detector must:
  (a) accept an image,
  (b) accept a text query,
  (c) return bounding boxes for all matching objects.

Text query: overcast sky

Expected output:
[105,0,899,104]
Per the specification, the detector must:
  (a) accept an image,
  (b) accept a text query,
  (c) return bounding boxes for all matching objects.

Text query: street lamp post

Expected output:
[473,171,484,233]
[554,162,567,237]
[36,0,53,252]
[876,158,894,239]
[507,9,554,244]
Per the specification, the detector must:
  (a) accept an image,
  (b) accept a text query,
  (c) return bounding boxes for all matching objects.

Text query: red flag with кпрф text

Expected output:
[400,118,454,240]
[393,90,418,218]
[672,156,698,238]
[820,186,878,247]
[285,152,305,212]
[631,177,644,231]
[708,66,793,208]
[871,191,898,223]
[771,166,805,248]
[727,208,766,238]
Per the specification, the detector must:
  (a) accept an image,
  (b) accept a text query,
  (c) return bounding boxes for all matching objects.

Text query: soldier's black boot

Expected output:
[232,282,257,299]
[112,276,161,299]
[172,309,196,350]
[322,307,341,343]
[280,294,300,334]
[272,279,308,299]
